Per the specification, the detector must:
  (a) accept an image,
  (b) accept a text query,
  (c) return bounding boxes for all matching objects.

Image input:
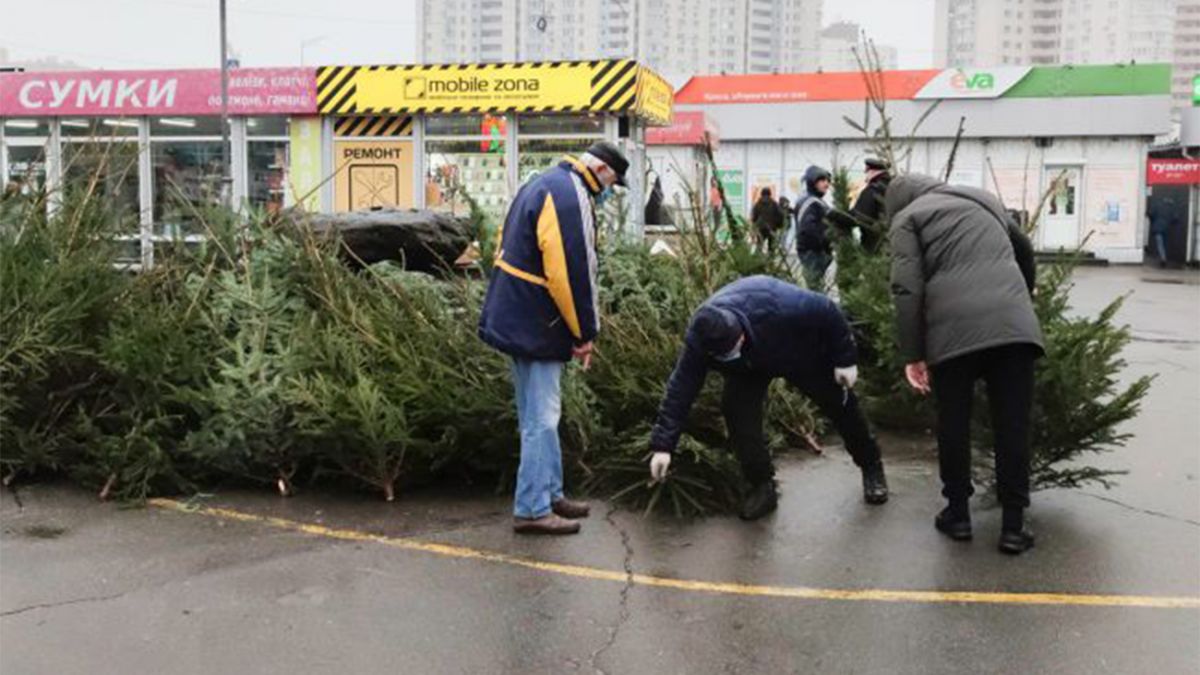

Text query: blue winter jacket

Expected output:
[649,276,857,453]
[478,157,601,362]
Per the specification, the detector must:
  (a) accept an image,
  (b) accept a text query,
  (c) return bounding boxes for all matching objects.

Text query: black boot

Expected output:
[861,462,889,505]
[999,508,1035,555]
[934,505,973,541]
[739,480,779,521]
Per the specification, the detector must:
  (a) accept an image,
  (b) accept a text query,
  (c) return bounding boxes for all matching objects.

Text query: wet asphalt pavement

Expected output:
[2,265,1198,675]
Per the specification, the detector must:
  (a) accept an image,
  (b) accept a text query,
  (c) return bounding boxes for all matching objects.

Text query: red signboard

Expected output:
[674,70,940,105]
[645,111,719,146]
[0,68,318,117]
[1147,158,1200,185]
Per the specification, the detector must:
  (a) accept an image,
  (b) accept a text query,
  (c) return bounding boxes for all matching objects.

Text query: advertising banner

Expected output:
[315,60,667,120]
[1146,158,1200,185]
[288,116,323,211]
[675,70,939,105]
[645,111,718,146]
[0,68,317,117]
[914,67,1031,100]
[334,140,414,212]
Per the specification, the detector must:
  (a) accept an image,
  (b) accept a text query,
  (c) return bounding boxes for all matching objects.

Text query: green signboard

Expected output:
[1004,64,1171,98]
[716,169,744,206]
[1193,75,1199,105]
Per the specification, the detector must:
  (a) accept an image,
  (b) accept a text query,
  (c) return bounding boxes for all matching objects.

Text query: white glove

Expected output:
[834,365,859,389]
[649,452,672,482]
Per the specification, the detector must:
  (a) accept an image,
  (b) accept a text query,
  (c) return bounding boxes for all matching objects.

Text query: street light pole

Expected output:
[219,0,232,207]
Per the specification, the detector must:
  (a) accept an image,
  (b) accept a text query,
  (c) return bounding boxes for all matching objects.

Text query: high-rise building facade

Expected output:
[819,21,898,72]
[419,0,823,82]
[936,0,1182,67]
[1175,0,1200,110]
[934,0,1194,117]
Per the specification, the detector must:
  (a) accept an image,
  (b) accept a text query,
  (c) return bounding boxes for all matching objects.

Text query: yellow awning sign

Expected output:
[635,66,674,126]
[316,60,672,123]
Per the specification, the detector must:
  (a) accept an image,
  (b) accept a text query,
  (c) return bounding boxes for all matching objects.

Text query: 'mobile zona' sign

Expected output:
[0,68,317,117]
[1147,158,1200,185]
[315,60,672,123]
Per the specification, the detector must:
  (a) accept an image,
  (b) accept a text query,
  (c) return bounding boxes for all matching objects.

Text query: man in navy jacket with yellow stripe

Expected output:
[479,142,629,535]
[647,276,890,520]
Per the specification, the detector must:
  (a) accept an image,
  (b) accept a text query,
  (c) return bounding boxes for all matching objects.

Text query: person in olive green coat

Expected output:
[886,173,1044,555]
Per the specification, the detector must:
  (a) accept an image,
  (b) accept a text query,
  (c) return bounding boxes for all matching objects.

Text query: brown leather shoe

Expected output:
[513,514,581,535]
[552,498,591,519]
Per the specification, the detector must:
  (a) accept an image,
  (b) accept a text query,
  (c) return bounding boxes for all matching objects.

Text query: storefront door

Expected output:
[1041,166,1082,250]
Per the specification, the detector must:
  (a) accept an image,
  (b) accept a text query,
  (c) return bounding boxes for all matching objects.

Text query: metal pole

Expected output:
[219,0,232,207]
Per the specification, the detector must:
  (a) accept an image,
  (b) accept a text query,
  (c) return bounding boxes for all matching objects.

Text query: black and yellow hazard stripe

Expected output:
[334,115,413,137]
[587,59,638,112]
[317,59,646,116]
[317,65,363,115]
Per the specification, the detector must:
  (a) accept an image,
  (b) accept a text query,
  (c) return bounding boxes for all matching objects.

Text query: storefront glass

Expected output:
[152,141,224,236]
[517,138,596,184]
[246,117,290,213]
[425,133,509,222]
[426,140,508,219]
[3,145,47,197]
[61,138,140,229]
[518,114,604,136]
[2,118,50,137]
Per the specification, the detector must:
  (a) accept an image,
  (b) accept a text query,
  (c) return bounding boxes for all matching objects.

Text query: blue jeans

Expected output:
[511,359,564,518]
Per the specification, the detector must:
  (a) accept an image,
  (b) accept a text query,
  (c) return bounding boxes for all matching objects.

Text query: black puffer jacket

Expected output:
[886,174,1044,366]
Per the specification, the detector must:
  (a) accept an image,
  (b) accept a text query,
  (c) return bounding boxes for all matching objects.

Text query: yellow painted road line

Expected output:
[148,498,1200,610]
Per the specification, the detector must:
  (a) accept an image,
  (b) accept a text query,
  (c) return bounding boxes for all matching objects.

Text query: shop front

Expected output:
[670,64,1174,263]
[0,67,316,266]
[0,59,673,266]
[307,60,673,231]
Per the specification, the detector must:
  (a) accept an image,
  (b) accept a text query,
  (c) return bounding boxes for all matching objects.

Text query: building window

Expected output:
[150,116,226,237]
[60,119,140,234]
[2,119,50,198]
[246,117,290,214]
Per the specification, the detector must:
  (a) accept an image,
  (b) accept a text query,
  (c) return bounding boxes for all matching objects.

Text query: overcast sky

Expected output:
[1,0,934,71]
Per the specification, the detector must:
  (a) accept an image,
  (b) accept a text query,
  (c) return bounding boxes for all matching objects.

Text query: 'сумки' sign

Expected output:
[0,68,317,117]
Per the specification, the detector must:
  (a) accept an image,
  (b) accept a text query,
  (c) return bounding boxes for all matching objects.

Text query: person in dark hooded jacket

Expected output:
[751,187,785,253]
[792,166,833,291]
[886,174,1044,555]
[646,276,889,520]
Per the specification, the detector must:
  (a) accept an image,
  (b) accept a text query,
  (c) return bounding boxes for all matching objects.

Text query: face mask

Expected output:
[714,345,742,363]
[595,186,614,206]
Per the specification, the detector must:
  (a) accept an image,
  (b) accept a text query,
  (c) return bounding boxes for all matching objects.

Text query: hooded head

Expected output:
[804,165,832,196]
[883,173,942,219]
[691,305,743,359]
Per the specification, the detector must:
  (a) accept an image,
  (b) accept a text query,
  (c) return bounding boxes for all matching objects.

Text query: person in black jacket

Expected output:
[646,276,889,520]
[793,166,833,291]
[887,174,1043,555]
[750,187,785,253]
[850,158,891,252]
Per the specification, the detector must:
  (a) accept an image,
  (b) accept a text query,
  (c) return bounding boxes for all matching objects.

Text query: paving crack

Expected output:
[1077,491,1200,527]
[1,591,128,618]
[588,503,634,675]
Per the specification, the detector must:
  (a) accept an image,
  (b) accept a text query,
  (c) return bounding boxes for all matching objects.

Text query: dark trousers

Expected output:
[930,344,1037,510]
[721,373,882,485]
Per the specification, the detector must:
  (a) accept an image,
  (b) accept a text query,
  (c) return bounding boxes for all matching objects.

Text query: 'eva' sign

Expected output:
[915,66,1031,100]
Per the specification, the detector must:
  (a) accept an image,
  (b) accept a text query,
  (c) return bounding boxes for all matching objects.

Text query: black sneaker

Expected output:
[862,463,889,505]
[739,481,779,521]
[934,506,973,541]
[998,528,1036,555]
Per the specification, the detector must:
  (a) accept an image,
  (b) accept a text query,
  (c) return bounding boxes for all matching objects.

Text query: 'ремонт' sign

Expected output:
[0,68,317,117]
